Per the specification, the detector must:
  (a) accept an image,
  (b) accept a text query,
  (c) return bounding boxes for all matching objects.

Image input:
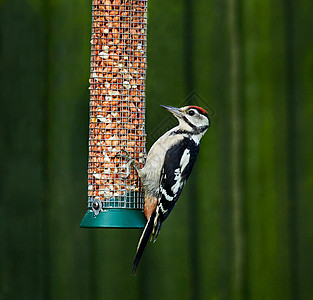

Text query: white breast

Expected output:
[139,127,183,195]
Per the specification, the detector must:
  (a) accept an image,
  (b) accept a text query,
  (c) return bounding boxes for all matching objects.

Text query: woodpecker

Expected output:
[120,105,210,273]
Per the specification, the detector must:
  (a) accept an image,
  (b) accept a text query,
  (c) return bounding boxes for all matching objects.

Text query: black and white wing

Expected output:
[151,137,200,240]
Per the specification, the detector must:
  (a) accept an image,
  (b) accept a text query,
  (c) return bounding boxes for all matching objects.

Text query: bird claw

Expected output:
[116,150,140,178]
[120,161,132,179]
[116,149,132,160]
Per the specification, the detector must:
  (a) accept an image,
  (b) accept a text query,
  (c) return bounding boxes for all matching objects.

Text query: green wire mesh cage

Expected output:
[80,0,148,228]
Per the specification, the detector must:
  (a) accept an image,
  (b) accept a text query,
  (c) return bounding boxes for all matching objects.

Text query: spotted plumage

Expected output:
[126,105,210,273]
[149,138,199,242]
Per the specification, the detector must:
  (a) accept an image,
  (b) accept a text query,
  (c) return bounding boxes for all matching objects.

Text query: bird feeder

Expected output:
[80,0,148,228]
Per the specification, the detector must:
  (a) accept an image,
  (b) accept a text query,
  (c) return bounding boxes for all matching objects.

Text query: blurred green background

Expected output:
[1,0,313,299]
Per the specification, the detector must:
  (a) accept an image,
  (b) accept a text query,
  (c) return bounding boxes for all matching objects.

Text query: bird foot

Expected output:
[116,150,140,178]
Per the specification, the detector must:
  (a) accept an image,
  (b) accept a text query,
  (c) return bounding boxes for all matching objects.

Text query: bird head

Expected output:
[161,105,210,133]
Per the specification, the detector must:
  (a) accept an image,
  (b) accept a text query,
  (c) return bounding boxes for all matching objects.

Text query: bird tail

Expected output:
[132,211,156,274]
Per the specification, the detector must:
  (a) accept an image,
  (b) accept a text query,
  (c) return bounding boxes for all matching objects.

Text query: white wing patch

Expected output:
[159,202,167,214]
[180,149,191,169]
[160,184,174,201]
[171,149,190,194]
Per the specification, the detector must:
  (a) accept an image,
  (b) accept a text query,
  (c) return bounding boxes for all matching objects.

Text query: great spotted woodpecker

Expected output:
[120,105,210,273]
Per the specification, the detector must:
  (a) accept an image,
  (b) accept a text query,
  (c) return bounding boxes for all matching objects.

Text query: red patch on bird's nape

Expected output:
[189,106,209,117]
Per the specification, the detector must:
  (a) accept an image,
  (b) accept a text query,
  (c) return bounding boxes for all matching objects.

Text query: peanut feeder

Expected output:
[80,0,148,228]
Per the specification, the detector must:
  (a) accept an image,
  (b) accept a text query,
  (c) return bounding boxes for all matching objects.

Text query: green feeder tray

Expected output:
[80,209,146,228]
[80,192,146,229]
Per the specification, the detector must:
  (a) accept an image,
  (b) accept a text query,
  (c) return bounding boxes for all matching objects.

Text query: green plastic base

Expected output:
[80,209,146,229]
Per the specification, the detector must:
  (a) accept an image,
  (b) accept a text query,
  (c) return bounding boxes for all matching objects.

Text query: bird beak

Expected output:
[160,105,183,118]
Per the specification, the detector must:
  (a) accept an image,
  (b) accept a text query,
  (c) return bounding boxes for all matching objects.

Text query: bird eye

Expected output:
[188,109,195,116]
